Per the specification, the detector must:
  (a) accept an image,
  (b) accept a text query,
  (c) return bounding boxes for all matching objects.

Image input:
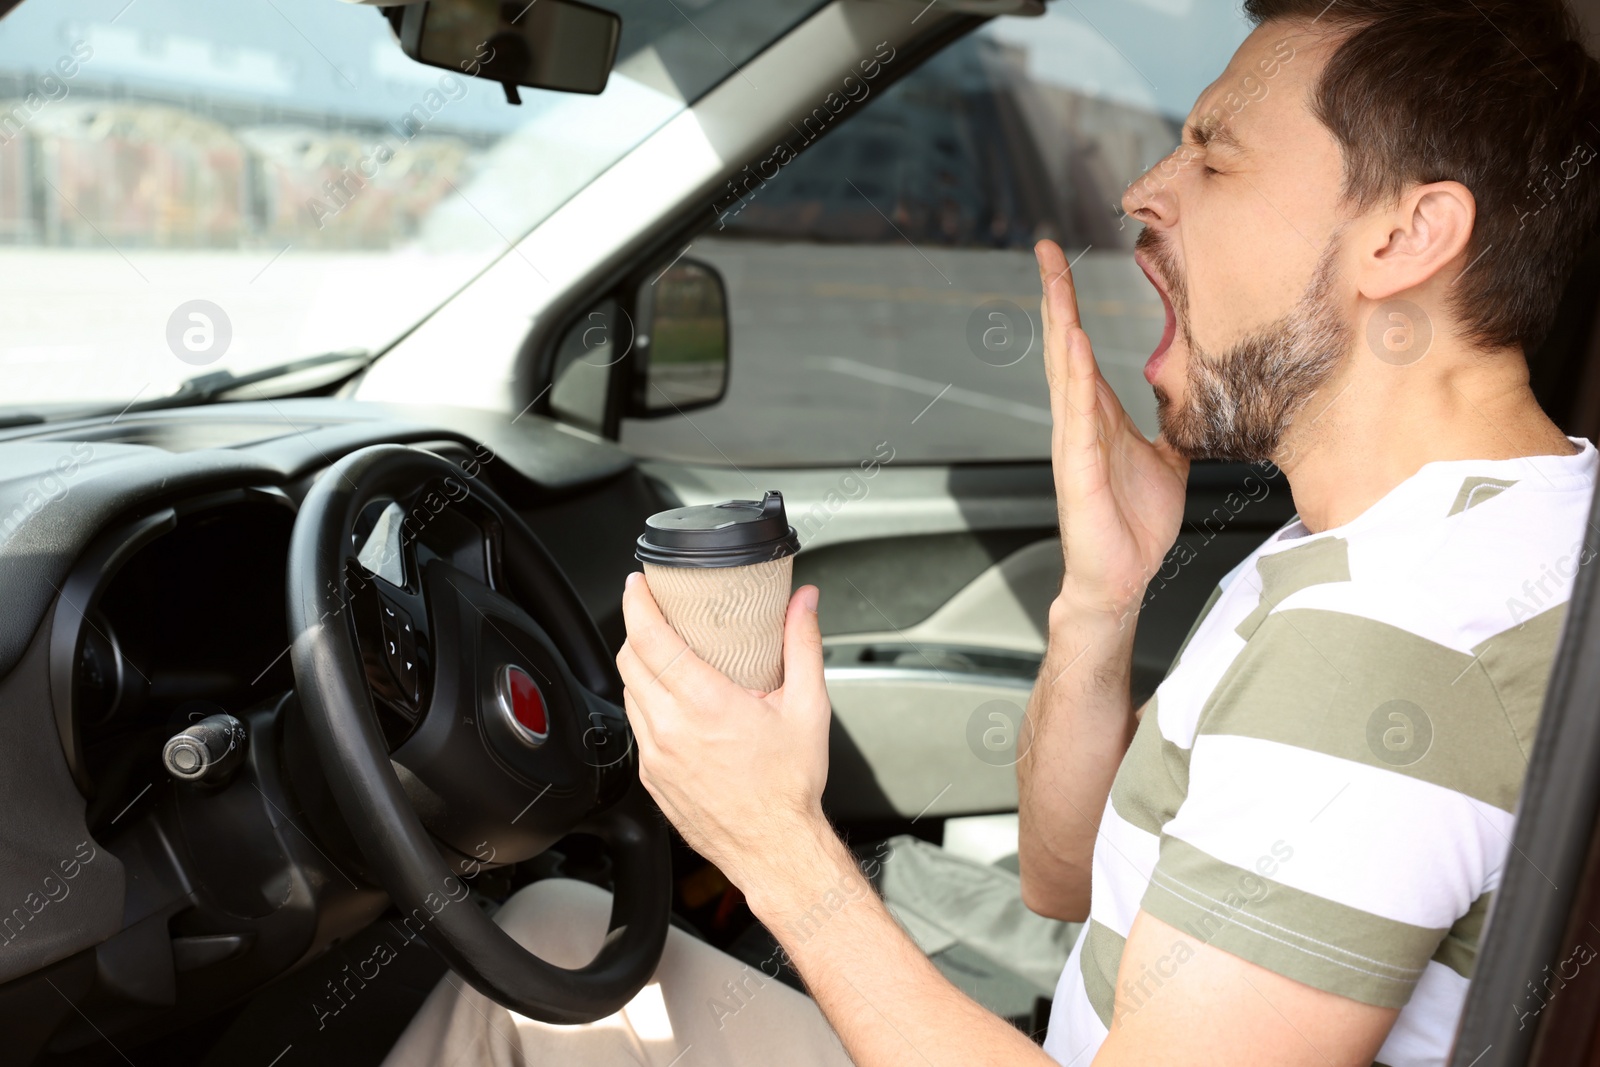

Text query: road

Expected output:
[621,238,1164,466]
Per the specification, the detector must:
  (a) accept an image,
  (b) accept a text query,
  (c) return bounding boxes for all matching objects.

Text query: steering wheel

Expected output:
[285,444,670,1024]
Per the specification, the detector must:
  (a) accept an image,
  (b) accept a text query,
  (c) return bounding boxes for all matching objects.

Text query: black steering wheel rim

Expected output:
[286,443,669,1024]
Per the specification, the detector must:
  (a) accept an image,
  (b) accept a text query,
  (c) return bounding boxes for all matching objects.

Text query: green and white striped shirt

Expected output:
[1044,439,1598,1067]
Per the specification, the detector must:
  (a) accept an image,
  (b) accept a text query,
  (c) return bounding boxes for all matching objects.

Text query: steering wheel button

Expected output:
[498,664,548,743]
[378,597,410,644]
[371,594,421,697]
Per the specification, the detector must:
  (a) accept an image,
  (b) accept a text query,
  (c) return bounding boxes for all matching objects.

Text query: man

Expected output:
[386,1,1600,1064]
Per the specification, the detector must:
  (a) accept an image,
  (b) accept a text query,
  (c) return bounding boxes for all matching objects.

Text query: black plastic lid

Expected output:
[635,490,800,568]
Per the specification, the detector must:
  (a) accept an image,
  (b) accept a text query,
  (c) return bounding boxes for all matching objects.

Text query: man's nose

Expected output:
[1120,145,1187,227]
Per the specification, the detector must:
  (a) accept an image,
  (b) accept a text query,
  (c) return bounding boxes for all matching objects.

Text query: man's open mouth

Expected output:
[1135,252,1178,385]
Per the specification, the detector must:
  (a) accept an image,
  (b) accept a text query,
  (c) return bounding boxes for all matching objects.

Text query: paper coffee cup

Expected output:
[635,490,800,692]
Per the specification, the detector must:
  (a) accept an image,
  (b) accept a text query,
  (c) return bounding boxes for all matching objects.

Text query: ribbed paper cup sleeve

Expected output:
[641,556,793,692]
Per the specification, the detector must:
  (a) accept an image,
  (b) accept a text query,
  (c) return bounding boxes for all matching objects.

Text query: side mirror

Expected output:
[396,0,621,102]
[625,259,730,418]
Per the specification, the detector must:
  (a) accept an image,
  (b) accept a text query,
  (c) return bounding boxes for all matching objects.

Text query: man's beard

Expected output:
[1136,228,1351,463]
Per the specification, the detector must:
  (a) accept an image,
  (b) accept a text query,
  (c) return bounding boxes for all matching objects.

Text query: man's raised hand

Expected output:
[1035,239,1189,621]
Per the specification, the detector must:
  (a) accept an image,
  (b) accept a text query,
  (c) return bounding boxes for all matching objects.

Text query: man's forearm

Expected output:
[745,827,1055,1067]
[1015,592,1141,921]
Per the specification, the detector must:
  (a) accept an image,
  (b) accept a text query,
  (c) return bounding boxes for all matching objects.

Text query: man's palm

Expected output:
[1036,239,1189,617]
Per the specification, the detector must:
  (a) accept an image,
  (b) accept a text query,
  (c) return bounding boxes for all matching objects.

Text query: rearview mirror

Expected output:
[397,0,621,101]
[627,259,730,417]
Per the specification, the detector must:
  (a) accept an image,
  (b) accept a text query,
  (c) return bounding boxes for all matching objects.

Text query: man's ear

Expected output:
[1358,181,1477,301]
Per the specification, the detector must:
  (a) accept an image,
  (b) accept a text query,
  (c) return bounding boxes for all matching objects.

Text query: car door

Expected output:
[535,1,1295,840]
[1440,473,1600,1066]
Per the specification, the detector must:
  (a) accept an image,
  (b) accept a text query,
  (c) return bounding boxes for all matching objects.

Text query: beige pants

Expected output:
[381,878,856,1067]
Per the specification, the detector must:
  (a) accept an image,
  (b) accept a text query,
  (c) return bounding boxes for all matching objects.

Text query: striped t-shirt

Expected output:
[1043,439,1598,1067]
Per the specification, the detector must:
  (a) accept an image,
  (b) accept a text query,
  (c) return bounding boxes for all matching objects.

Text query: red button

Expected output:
[503,665,547,739]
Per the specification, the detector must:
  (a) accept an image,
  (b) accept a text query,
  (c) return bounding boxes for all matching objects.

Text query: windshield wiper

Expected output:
[0,350,375,428]
[120,349,373,416]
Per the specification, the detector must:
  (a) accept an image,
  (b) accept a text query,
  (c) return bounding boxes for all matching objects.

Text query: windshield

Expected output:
[0,0,824,414]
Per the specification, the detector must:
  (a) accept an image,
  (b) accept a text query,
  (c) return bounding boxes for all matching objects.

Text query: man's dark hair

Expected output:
[1243,0,1600,353]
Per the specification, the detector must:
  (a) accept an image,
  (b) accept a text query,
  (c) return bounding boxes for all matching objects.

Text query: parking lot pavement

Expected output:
[621,239,1164,466]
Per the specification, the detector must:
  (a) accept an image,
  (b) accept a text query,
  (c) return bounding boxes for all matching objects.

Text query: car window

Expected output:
[0,0,825,414]
[619,0,1253,466]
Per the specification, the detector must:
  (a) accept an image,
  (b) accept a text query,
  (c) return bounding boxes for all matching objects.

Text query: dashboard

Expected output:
[0,397,668,1060]
[66,493,295,821]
